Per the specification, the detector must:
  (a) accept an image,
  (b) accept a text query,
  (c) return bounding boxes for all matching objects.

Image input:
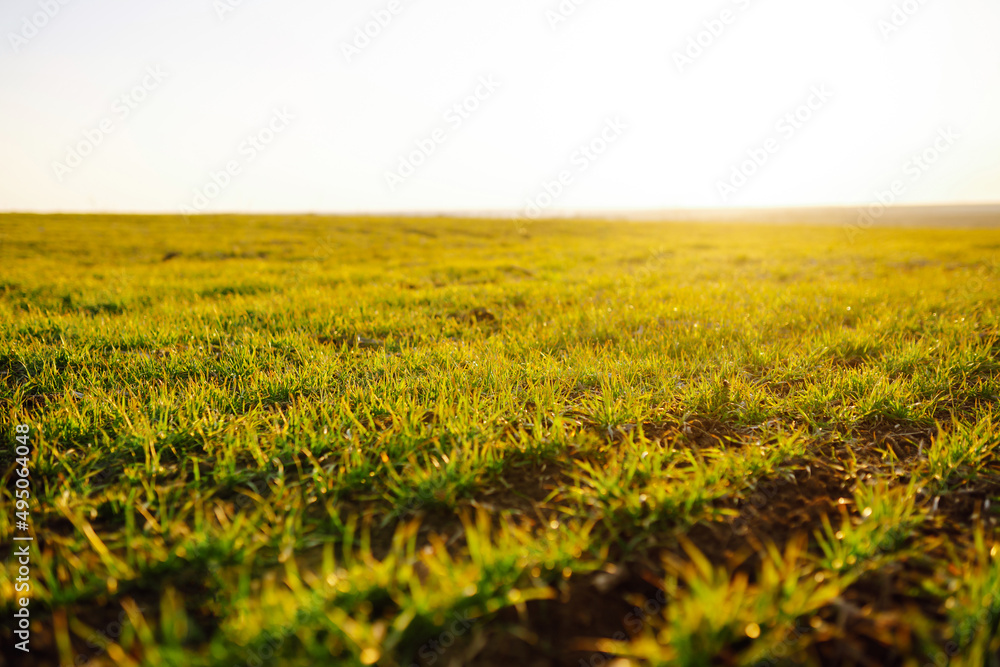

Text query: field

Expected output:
[2,213,1000,666]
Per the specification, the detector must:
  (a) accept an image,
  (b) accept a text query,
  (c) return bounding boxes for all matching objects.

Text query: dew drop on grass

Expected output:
[745,623,761,639]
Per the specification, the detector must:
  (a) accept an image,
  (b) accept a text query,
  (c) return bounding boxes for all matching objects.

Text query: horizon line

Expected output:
[4,202,1000,217]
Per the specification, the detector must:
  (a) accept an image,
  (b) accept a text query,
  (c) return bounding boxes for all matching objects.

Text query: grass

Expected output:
[0,213,999,666]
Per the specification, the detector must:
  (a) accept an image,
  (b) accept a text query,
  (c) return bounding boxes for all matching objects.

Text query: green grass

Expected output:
[1,213,999,666]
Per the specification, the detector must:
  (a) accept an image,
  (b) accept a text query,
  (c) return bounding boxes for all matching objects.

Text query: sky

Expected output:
[1,0,999,217]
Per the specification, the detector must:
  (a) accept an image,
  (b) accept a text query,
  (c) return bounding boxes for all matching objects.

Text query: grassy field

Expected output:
[1,213,999,667]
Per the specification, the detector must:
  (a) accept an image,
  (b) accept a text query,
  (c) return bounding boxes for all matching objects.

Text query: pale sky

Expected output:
[1,0,999,215]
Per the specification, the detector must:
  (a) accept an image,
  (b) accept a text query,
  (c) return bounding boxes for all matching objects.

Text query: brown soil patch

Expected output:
[437,568,663,667]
